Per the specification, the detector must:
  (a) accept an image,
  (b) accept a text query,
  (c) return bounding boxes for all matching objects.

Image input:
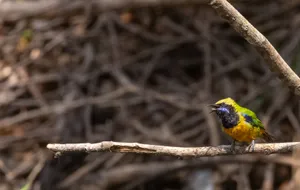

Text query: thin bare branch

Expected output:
[210,0,300,96]
[47,141,300,157]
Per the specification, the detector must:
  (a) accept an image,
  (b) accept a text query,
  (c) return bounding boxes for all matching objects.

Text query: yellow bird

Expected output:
[210,98,275,151]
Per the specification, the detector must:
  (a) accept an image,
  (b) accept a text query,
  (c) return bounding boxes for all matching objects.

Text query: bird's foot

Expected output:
[230,140,236,153]
[246,140,255,152]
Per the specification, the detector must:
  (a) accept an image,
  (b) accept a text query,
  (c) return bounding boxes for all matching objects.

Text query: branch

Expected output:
[47,141,300,157]
[210,0,300,96]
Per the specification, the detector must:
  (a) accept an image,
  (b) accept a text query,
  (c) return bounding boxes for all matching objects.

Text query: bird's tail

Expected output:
[262,130,276,142]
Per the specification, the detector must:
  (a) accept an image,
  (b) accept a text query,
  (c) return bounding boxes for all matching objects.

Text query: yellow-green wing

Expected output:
[239,107,264,129]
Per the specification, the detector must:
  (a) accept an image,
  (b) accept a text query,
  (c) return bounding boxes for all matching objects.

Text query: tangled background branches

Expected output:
[1,0,300,190]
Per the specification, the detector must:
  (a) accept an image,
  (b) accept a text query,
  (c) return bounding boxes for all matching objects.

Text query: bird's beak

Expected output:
[208,104,220,113]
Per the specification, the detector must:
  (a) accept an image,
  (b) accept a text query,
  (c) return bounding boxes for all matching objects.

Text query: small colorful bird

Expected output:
[210,97,275,151]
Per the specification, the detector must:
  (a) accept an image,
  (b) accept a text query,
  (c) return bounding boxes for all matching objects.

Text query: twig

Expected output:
[210,0,300,96]
[47,141,300,157]
[20,154,46,190]
[262,163,274,190]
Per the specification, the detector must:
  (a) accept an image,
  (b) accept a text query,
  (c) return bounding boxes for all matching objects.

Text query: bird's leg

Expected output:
[230,140,236,153]
[246,140,255,152]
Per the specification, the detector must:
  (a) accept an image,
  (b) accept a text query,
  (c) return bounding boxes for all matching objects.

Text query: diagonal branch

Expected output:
[47,141,300,157]
[210,0,300,96]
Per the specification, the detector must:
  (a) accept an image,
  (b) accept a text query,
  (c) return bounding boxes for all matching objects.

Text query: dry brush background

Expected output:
[1,0,300,190]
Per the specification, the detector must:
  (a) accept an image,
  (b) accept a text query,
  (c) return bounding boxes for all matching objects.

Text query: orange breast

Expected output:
[222,121,263,143]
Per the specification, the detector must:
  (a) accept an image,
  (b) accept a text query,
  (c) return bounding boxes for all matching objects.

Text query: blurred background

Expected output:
[0,0,300,189]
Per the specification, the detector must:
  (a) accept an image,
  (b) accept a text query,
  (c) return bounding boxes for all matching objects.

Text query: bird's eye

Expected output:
[218,107,230,113]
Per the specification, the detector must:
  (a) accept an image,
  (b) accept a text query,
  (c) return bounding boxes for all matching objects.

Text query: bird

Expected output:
[209,97,275,152]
